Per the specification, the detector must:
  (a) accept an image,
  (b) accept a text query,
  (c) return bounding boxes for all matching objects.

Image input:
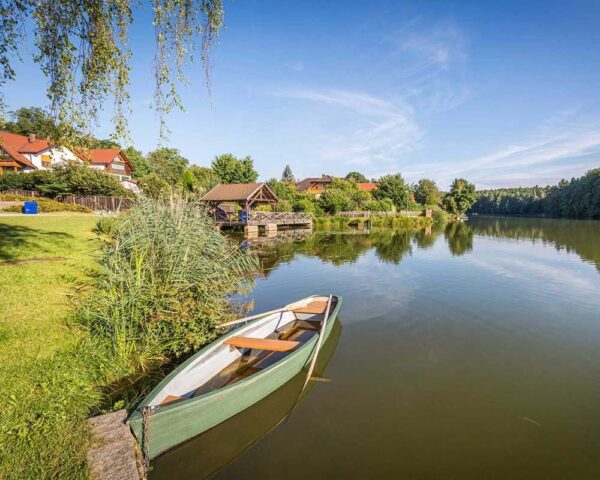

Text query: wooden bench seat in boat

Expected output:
[224,336,300,352]
[292,300,329,314]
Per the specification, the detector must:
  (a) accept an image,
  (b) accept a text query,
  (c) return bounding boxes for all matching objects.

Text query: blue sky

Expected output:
[4,0,600,188]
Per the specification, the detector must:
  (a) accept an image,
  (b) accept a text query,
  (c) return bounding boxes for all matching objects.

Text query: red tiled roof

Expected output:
[77,148,121,164]
[357,182,377,192]
[0,131,42,168]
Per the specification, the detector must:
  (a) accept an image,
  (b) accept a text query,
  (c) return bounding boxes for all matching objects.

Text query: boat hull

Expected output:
[128,296,341,459]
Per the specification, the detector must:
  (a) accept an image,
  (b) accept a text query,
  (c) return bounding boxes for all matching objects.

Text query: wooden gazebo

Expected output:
[200,183,278,224]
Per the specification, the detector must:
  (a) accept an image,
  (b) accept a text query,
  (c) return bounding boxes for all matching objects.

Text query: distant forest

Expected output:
[470,169,600,219]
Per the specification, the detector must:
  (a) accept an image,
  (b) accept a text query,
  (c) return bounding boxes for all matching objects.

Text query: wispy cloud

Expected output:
[271,87,422,168]
[439,115,600,187]
[390,23,467,72]
[284,60,304,72]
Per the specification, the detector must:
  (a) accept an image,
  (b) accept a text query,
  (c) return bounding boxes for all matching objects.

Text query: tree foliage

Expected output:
[211,153,258,183]
[0,0,224,140]
[2,107,61,138]
[281,164,295,183]
[414,178,441,206]
[345,171,368,183]
[123,146,151,178]
[470,169,600,219]
[443,178,476,215]
[0,161,127,197]
[373,174,410,209]
[146,147,189,185]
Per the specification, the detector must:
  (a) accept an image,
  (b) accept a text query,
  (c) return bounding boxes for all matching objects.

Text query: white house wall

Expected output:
[24,146,81,170]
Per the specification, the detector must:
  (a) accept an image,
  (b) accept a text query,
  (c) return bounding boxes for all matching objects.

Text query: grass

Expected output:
[0,214,101,479]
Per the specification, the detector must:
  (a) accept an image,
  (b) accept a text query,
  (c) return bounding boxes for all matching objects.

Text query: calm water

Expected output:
[153,217,600,479]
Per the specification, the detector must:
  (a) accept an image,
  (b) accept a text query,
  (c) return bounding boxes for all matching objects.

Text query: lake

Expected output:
[152,216,600,479]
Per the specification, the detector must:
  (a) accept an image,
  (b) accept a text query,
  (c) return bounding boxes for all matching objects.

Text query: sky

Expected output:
[4,0,600,188]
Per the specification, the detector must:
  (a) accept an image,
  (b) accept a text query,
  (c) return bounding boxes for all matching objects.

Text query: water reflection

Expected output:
[151,320,342,480]
[469,216,600,271]
[248,217,600,273]
[444,221,474,256]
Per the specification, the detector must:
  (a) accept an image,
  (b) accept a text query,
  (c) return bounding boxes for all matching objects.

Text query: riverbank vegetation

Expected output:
[78,199,258,406]
[0,199,258,479]
[470,169,600,219]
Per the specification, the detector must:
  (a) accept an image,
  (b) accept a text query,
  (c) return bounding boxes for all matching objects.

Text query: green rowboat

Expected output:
[128,294,342,459]
[151,319,342,480]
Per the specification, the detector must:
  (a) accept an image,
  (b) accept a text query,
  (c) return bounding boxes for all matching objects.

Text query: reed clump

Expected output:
[77,198,259,375]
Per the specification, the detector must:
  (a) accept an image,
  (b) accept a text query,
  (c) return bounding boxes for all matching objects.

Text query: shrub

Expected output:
[76,198,259,372]
[0,162,128,198]
[364,198,394,212]
[0,195,91,213]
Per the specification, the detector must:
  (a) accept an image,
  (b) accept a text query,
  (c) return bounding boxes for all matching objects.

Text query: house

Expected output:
[295,175,378,196]
[357,182,377,192]
[76,148,139,192]
[295,175,334,197]
[0,131,78,174]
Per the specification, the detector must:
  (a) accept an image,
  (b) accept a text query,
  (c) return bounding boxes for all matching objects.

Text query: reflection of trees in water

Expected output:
[251,228,441,274]
[444,222,474,256]
[468,216,600,271]
[413,223,445,250]
[372,230,413,264]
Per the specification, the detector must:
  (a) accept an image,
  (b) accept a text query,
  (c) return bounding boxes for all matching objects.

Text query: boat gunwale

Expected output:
[128,294,342,421]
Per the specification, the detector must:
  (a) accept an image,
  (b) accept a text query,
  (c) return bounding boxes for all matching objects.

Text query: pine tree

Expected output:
[281,165,295,183]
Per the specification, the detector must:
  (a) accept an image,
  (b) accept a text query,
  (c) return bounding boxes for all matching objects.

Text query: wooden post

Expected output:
[265,223,277,236]
[244,225,259,237]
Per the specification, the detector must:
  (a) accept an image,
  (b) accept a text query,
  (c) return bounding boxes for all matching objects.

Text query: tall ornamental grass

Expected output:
[78,198,258,373]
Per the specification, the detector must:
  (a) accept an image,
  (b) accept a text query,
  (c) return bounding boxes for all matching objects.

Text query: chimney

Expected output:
[28,134,36,143]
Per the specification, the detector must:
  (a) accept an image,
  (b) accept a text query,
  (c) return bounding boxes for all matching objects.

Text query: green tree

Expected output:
[373,174,409,209]
[188,165,219,192]
[0,1,224,139]
[414,178,442,206]
[443,178,476,215]
[147,147,189,185]
[345,171,368,183]
[123,147,152,179]
[211,154,258,183]
[181,169,196,192]
[281,165,295,183]
[138,173,171,199]
[2,107,61,139]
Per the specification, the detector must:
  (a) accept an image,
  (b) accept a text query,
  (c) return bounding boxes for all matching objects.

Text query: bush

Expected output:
[364,198,394,212]
[76,198,259,372]
[0,195,91,213]
[273,200,292,212]
[430,205,448,224]
[0,162,128,198]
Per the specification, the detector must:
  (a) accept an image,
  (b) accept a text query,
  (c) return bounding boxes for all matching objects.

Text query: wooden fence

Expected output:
[60,194,134,212]
[1,189,39,197]
[337,210,426,218]
[247,211,312,225]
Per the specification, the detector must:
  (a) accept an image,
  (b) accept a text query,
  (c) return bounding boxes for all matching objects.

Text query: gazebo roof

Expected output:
[200,183,278,204]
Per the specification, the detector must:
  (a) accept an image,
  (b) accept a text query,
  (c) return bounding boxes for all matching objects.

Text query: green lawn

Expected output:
[0,214,101,479]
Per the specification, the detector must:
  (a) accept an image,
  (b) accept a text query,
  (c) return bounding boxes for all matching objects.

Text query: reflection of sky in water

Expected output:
[180,218,600,480]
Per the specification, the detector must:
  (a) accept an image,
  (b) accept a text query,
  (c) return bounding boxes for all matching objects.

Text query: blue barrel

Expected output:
[23,201,38,215]
[239,210,247,223]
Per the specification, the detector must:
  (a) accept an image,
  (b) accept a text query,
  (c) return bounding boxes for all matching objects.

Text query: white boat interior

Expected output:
[150,296,336,408]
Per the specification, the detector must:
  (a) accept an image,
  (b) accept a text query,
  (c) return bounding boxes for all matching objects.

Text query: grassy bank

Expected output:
[314,215,432,230]
[0,214,101,479]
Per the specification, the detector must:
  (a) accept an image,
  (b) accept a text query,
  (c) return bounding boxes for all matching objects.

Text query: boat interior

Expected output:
[150,296,336,408]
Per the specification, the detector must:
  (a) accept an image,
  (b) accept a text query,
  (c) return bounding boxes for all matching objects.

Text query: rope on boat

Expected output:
[141,406,155,476]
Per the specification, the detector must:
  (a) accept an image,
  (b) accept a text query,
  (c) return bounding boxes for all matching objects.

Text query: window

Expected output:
[41,154,51,167]
[111,162,125,171]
